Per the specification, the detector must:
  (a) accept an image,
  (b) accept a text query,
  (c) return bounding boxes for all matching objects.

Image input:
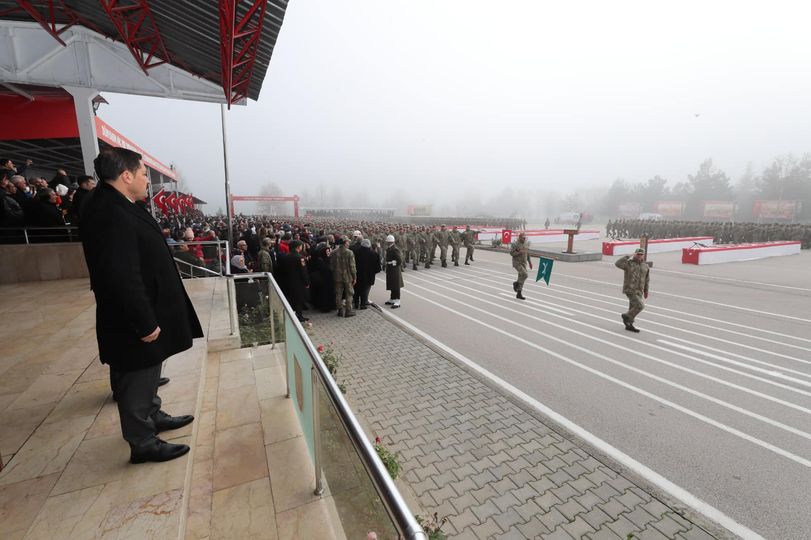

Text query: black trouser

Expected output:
[353,284,371,307]
[110,364,162,449]
[389,287,400,300]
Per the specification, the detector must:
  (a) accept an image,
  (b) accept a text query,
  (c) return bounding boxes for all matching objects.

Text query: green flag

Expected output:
[535,256,554,285]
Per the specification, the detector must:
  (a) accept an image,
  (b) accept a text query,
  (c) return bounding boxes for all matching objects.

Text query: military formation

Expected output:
[606,219,811,248]
[378,223,480,270]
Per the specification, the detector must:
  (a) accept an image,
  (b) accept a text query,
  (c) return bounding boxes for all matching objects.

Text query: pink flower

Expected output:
[317,345,325,353]
[375,436,381,444]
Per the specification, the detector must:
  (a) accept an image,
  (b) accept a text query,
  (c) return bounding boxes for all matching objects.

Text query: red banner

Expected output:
[753,200,801,220]
[501,229,512,244]
[617,202,642,218]
[702,201,735,220]
[95,116,176,180]
[654,201,685,218]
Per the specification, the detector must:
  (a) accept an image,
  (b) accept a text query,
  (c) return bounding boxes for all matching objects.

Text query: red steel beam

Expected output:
[15,0,81,46]
[219,0,269,107]
[98,0,171,75]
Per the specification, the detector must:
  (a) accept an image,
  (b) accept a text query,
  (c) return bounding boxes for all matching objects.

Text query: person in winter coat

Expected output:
[281,240,310,322]
[384,234,403,308]
[353,238,381,309]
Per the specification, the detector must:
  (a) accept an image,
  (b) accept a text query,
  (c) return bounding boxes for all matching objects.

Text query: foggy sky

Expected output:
[99,0,811,213]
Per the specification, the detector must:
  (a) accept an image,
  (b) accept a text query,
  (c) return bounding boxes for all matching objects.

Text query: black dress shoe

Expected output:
[155,413,194,433]
[158,377,170,387]
[130,439,190,464]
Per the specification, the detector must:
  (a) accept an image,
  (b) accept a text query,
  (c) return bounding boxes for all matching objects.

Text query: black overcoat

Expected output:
[80,182,203,372]
[385,245,404,290]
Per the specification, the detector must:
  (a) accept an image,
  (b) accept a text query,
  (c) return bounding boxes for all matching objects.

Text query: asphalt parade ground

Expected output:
[366,242,811,539]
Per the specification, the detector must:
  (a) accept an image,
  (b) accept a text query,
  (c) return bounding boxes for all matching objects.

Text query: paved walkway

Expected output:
[310,308,720,540]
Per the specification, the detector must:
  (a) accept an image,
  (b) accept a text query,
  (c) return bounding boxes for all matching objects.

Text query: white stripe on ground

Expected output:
[664,336,811,380]
[641,266,811,293]
[464,264,811,360]
[659,340,811,388]
[473,259,811,349]
[452,267,811,375]
[477,257,811,324]
[408,273,811,416]
[378,304,766,540]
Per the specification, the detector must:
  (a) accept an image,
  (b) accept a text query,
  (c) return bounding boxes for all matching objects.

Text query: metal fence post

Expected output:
[311,366,323,496]
[227,277,236,336]
[23,228,29,244]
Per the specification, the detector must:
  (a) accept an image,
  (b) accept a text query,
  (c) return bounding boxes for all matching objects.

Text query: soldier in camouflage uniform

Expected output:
[430,227,439,263]
[419,227,431,269]
[449,226,462,266]
[329,238,357,318]
[615,247,650,333]
[405,227,416,269]
[435,224,451,267]
[510,232,533,300]
[462,224,477,264]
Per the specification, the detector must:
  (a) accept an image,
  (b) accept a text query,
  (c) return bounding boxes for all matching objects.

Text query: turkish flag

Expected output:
[165,192,178,212]
[501,229,512,244]
[152,189,168,215]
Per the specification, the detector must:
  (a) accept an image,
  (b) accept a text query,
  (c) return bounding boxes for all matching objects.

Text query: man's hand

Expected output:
[141,326,161,343]
[644,291,649,299]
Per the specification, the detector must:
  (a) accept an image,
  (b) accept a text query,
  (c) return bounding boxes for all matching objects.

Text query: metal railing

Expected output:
[0,225,80,243]
[230,272,426,540]
[174,258,222,278]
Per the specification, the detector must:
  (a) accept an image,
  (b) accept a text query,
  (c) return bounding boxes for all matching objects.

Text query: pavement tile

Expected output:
[493,507,524,532]
[635,525,671,540]
[309,310,710,540]
[676,526,716,540]
[562,515,597,539]
[538,507,568,532]
[468,517,503,539]
[516,516,552,538]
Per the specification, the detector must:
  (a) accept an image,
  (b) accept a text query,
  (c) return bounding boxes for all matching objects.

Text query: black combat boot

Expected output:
[336,309,344,317]
[442,261,447,268]
[513,281,519,292]
[516,291,526,300]
[344,311,356,318]
[464,260,470,265]
[413,264,418,270]
[621,313,631,330]
[626,323,640,333]
[454,261,459,266]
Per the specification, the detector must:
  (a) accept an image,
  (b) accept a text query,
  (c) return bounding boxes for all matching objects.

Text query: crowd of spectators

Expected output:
[1,158,97,240]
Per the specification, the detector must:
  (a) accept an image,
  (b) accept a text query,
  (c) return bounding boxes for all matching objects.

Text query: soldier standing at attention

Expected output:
[329,238,357,318]
[436,224,451,267]
[615,247,650,333]
[430,227,440,264]
[510,232,533,300]
[462,224,476,264]
[384,234,403,309]
[450,226,462,266]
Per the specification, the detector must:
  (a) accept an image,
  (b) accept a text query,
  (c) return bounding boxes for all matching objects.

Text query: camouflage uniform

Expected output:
[449,226,462,266]
[329,244,357,316]
[435,225,451,267]
[615,253,650,326]
[462,225,477,264]
[510,235,532,297]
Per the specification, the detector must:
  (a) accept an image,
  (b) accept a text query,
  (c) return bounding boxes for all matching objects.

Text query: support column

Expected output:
[63,86,100,176]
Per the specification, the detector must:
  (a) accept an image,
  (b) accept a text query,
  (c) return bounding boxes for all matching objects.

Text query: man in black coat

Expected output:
[69,174,95,225]
[353,238,381,309]
[80,147,203,464]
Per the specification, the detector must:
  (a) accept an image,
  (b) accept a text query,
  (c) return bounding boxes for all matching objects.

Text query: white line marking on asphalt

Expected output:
[664,336,811,380]
[404,285,811,465]
[458,265,811,365]
[471,260,811,347]
[644,266,811,293]
[477,257,811,324]
[408,272,811,413]
[377,305,767,540]
[659,340,811,388]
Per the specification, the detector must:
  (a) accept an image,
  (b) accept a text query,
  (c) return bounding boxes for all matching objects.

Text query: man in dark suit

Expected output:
[80,147,203,464]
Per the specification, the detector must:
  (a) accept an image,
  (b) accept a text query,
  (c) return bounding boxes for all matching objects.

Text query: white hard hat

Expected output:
[353,230,362,237]
[386,234,395,243]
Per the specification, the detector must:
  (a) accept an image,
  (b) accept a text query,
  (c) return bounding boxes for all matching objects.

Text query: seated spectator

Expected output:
[27,188,65,227]
[1,171,25,232]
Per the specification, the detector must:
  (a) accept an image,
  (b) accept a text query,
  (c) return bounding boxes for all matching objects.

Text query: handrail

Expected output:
[232,272,427,540]
[173,257,222,277]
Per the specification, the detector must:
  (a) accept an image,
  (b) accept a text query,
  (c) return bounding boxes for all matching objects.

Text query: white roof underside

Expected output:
[0,20,231,104]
